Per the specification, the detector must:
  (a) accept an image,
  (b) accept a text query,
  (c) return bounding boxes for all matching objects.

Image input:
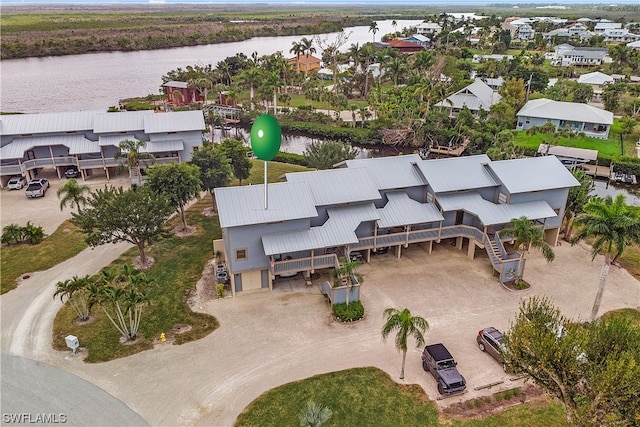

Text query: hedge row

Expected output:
[278,120,375,145]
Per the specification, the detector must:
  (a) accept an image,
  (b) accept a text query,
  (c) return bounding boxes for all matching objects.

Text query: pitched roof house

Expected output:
[214,154,578,295]
[516,98,614,139]
[287,54,321,74]
[387,39,424,53]
[552,44,608,67]
[435,79,502,117]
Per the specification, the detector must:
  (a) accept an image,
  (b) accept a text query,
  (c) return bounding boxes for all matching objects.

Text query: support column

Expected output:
[467,239,476,259]
[428,240,433,254]
[456,236,463,250]
[396,245,402,259]
[310,250,315,274]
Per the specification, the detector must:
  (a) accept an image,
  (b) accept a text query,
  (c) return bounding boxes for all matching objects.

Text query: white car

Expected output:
[7,176,27,190]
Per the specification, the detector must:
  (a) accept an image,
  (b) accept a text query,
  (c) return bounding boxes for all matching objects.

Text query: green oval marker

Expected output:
[250,114,282,161]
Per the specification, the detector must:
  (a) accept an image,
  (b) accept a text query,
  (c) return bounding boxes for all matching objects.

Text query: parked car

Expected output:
[7,175,27,190]
[371,246,389,255]
[477,327,506,364]
[278,271,298,278]
[421,343,467,394]
[65,166,80,178]
[349,251,363,262]
[25,178,50,198]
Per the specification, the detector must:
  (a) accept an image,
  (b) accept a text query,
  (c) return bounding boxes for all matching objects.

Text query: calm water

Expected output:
[592,179,640,206]
[0,20,422,114]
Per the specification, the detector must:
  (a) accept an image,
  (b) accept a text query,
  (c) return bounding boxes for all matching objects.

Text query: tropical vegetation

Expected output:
[381,307,429,380]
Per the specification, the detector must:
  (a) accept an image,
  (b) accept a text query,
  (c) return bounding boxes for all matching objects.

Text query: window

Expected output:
[498,192,507,204]
[525,117,530,125]
[235,248,247,261]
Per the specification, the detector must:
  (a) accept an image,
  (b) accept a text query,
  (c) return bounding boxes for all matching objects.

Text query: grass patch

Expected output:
[602,308,640,328]
[235,367,567,427]
[238,159,310,186]
[1,220,87,294]
[618,245,640,281]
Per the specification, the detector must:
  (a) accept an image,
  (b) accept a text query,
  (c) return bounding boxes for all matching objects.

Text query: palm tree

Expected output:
[57,178,90,214]
[53,275,92,321]
[392,20,398,35]
[572,195,640,320]
[299,400,332,427]
[114,139,155,184]
[369,21,379,43]
[290,41,304,73]
[1,223,24,245]
[332,256,363,306]
[500,217,555,281]
[381,307,429,379]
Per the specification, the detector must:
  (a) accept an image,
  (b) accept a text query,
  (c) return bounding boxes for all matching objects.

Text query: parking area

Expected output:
[0,167,130,234]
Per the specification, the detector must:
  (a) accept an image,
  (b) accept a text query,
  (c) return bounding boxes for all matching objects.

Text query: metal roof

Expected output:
[436,192,557,226]
[0,135,95,159]
[144,111,205,134]
[140,140,184,153]
[162,81,188,88]
[517,98,613,125]
[214,181,318,228]
[285,168,381,206]
[93,111,152,133]
[487,156,580,193]
[414,154,500,193]
[537,144,598,161]
[261,203,379,255]
[98,135,138,147]
[377,191,443,228]
[577,71,614,85]
[342,154,426,190]
[69,139,100,155]
[0,112,97,135]
[435,79,499,111]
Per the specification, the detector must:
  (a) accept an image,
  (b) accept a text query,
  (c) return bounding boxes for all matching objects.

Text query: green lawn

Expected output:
[1,220,87,294]
[234,367,567,427]
[513,130,636,162]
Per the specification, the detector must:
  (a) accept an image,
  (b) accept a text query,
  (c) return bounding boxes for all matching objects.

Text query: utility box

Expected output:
[65,335,79,353]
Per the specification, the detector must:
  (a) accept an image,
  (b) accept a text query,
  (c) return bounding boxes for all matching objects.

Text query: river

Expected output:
[0,19,422,114]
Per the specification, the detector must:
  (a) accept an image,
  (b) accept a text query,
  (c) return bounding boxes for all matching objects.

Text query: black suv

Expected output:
[65,167,80,178]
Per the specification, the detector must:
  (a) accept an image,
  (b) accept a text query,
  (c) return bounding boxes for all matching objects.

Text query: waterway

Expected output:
[0,19,422,114]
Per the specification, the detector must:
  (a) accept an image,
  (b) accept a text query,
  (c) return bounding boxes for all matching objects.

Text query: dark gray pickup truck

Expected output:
[421,343,467,395]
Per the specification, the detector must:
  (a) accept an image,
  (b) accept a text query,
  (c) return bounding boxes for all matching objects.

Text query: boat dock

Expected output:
[582,164,611,179]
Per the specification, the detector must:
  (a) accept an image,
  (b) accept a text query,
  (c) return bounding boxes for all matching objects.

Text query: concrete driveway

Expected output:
[3,237,636,426]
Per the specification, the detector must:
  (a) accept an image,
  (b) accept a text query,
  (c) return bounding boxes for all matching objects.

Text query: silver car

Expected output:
[7,176,27,190]
[476,327,506,363]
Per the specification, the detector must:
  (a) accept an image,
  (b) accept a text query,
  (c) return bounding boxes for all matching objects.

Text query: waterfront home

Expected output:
[435,79,501,118]
[516,98,613,139]
[214,154,578,295]
[0,110,205,186]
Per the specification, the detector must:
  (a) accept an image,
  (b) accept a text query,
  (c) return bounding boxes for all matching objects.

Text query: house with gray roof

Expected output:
[552,44,608,67]
[435,79,501,118]
[214,154,578,295]
[516,98,613,139]
[0,110,205,186]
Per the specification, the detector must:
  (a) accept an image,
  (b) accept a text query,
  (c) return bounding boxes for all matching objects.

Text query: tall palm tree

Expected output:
[236,67,262,111]
[57,178,90,214]
[381,307,429,379]
[290,41,304,73]
[114,139,155,184]
[572,195,640,320]
[263,70,283,115]
[369,21,379,43]
[333,256,363,306]
[300,37,316,78]
[392,20,398,35]
[53,275,92,321]
[500,216,555,280]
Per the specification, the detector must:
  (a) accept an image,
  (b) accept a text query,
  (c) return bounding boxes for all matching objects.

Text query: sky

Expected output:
[1,0,638,4]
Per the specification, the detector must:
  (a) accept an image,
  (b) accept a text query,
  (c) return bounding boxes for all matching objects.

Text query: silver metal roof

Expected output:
[69,139,100,155]
[144,111,205,134]
[342,154,426,190]
[488,156,581,193]
[377,191,443,228]
[414,154,499,193]
[0,112,97,135]
[98,135,137,147]
[140,140,184,153]
[517,98,613,125]
[436,79,500,110]
[436,192,557,226]
[93,111,152,133]
[285,168,381,206]
[0,135,95,159]
[537,144,598,161]
[261,203,379,255]
[162,81,188,88]
[577,71,614,85]
[214,181,318,228]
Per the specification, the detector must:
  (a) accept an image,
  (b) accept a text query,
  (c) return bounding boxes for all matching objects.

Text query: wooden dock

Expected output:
[582,164,611,179]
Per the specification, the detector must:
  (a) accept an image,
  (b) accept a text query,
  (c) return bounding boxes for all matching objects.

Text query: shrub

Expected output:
[1,222,45,245]
[272,151,309,167]
[216,283,225,299]
[332,301,364,322]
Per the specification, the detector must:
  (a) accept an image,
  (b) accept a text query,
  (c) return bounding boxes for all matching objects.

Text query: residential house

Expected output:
[628,40,640,49]
[601,29,640,43]
[552,44,608,67]
[484,77,505,92]
[287,54,321,74]
[0,110,205,185]
[214,154,578,295]
[387,39,424,54]
[543,23,594,41]
[472,54,514,63]
[594,22,622,34]
[403,34,431,48]
[516,98,613,139]
[577,71,614,100]
[502,18,535,41]
[416,21,442,36]
[435,79,501,118]
[163,81,204,107]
